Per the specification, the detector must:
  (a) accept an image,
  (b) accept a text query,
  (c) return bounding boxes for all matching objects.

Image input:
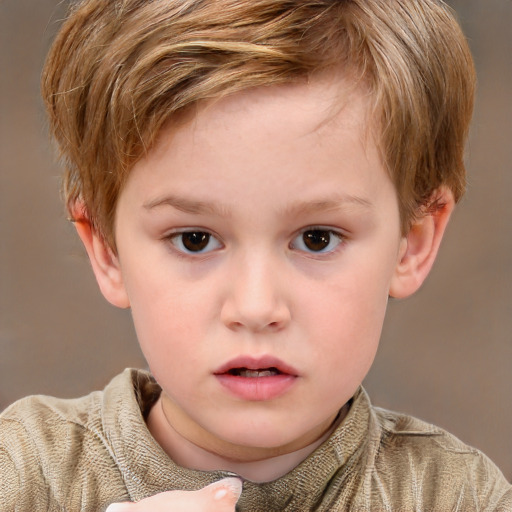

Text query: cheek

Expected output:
[122,274,186,359]
[125,268,221,372]
[125,258,207,323]
[305,264,391,370]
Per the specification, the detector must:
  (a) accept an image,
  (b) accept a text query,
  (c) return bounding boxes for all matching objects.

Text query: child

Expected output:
[1,0,511,510]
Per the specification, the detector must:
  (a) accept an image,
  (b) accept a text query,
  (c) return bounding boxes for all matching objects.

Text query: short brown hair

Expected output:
[42,0,476,249]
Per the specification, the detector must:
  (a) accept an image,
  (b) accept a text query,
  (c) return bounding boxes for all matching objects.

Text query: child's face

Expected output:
[113,75,406,455]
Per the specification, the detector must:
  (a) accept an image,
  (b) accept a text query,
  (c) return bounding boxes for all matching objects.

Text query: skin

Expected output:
[105,477,243,512]
[77,73,454,508]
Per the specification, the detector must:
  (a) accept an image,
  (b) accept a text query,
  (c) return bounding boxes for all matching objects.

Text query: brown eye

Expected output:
[303,230,332,251]
[182,232,210,251]
[291,228,343,254]
[170,231,221,254]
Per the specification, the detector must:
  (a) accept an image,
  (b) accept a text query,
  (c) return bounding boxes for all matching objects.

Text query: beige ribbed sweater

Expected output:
[1,369,510,511]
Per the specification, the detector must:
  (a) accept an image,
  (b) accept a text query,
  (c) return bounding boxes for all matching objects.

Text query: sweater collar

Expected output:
[102,368,371,511]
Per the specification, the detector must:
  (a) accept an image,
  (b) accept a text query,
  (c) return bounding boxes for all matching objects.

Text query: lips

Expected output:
[214,355,298,377]
[227,368,280,378]
[214,356,298,401]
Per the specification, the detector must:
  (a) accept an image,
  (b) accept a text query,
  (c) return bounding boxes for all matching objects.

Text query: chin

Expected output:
[215,419,314,453]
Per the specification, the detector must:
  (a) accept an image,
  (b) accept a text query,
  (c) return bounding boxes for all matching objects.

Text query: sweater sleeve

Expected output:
[491,489,512,511]
[0,416,54,511]
[0,392,129,512]
[479,454,512,511]
[0,445,20,510]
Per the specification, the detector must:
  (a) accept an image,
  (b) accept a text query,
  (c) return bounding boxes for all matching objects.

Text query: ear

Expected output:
[389,187,455,299]
[73,216,130,309]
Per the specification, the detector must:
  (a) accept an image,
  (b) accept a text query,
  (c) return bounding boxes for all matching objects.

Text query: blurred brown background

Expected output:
[1,0,511,480]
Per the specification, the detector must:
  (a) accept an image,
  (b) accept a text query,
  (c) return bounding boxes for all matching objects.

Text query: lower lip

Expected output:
[215,374,297,401]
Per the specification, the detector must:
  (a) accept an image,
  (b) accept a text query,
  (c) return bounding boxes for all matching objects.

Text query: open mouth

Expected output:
[215,359,297,400]
[226,367,282,378]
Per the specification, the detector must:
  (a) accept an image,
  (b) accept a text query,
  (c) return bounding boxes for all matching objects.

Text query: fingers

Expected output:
[203,477,243,505]
[105,477,243,512]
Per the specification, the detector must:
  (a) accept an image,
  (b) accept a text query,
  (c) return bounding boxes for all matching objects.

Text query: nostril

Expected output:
[220,296,291,332]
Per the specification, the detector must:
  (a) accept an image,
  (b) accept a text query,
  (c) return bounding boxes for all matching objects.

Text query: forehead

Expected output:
[122,72,388,217]
[151,71,374,162]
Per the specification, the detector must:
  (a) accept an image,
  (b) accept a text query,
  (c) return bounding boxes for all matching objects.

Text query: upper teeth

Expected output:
[239,369,277,377]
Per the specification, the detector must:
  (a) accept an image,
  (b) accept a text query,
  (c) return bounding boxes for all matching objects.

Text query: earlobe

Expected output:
[389,187,455,299]
[73,216,130,309]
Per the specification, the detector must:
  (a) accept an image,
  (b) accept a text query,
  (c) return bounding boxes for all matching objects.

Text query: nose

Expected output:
[220,252,291,333]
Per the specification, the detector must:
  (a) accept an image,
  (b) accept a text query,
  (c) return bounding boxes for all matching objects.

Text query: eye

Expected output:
[169,231,222,254]
[291,228,344,254]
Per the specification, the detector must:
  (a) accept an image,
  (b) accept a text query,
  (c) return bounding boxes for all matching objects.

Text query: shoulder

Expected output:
[0,387,104,467]
[0,380,106,460]
[1,384,103,432]
[370,405,512,510]
[0,369,142,510]
[0,389,102,508]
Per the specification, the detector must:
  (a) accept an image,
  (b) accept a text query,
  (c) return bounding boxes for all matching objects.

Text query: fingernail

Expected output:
[212,477,243,501]
[106,504,129,512]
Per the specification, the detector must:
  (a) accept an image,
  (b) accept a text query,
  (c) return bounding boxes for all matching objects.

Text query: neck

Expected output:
[146,396,346,482]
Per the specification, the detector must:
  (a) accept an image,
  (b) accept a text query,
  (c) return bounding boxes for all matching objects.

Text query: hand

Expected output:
[105,477,243,512]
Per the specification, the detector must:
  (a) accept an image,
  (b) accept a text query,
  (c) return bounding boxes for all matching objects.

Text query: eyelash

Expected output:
[164,227,346,257]
[166,230,223,255]
[290,227,345,255]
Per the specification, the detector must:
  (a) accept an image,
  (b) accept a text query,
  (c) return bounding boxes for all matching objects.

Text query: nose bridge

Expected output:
[222,246,290,331]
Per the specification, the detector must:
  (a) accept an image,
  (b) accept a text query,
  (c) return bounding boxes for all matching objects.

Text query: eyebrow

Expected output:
[143,193,373,217]
[282,195,373,217]
[143,195,229,216]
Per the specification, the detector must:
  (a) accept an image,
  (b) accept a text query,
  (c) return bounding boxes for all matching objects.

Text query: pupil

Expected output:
[304,230,330,251]
[183,232,209,251]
